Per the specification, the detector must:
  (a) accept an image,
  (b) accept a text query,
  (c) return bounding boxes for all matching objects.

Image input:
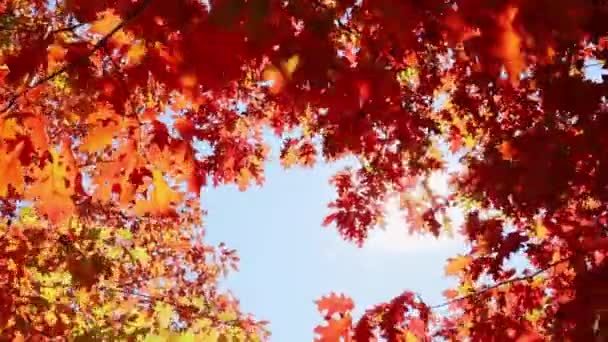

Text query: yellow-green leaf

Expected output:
[130,247,151,265]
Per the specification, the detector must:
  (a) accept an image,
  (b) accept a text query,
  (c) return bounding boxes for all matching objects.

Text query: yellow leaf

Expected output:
[281,54,299,76]
[44,311,57,326]
[144,335,166,342]
[464,134,476,149]
[117,228,133,240]
[197,330,220,342]
[532,219,548,239]
[154,303,175,329]
[0,117,19,139]
[18,206,38,225]
[75,289,90,306]
[218,310,237,322]
[445,255,472,276]
[41,287,60,302]
[107,245,123,259]
[171,333,196,342]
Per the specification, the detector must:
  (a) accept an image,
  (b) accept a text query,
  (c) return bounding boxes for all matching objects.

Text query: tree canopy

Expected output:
[1,0,608,340]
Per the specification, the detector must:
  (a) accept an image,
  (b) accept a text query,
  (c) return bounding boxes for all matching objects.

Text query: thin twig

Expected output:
[430,257,571,309]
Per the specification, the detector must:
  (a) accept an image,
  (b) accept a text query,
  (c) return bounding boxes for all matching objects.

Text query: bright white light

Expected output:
[363,194,464,255]
[427,170,450,197]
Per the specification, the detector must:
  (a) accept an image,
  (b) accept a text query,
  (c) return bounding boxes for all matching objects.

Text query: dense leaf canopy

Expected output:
[1,0,608,340]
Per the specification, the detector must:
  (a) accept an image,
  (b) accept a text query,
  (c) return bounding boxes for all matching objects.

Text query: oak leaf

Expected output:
[315,292,354,318]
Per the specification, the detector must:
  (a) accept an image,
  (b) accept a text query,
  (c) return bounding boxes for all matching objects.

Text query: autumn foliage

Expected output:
[1,0,608,340]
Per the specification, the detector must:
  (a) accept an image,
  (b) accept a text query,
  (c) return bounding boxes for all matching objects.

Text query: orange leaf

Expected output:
[498,140,517,161]
[126,40,147,66]
[445,255,472,276]
[80,106,120,152]
[80,123,117,153]
[0,117,19,139]
[24,115,48,152]
[27,145,76,223]
[135,169,182,216]
[315,293,354,318]
[314,316,352,342]
[0,141,25,196]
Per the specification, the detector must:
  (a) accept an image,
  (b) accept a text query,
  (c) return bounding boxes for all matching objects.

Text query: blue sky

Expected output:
[201,138,466,341]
